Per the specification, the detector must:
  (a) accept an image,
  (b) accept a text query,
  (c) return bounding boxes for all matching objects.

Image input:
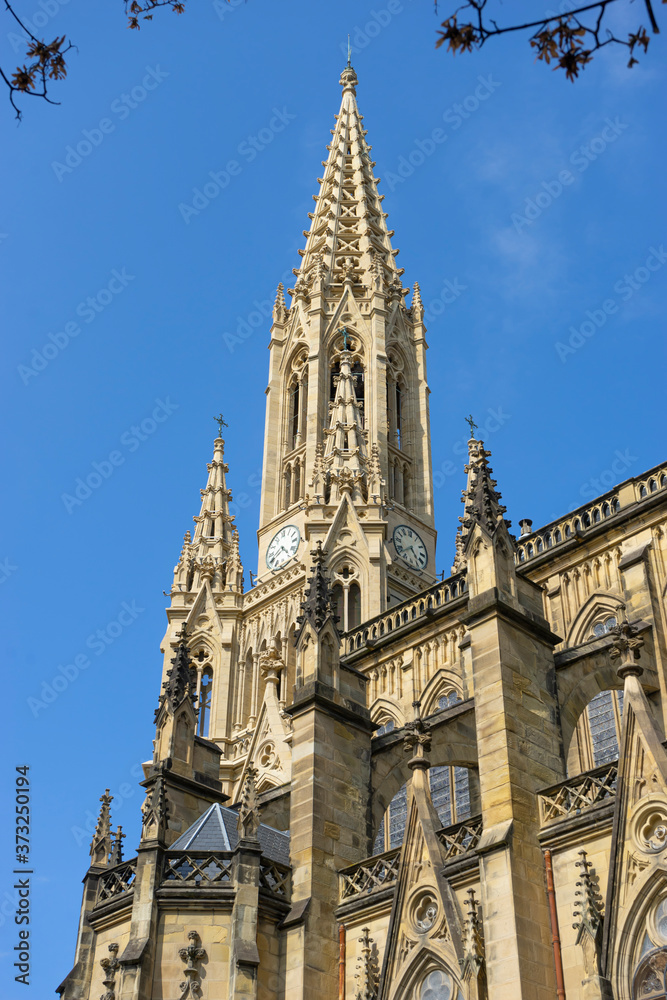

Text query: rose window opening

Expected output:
[413,892,438,932]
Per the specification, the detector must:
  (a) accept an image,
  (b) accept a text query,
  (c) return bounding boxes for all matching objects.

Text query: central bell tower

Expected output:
[257,61,436,623]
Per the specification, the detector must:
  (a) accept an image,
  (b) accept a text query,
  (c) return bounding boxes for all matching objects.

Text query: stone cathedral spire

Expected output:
[258,61,436,618]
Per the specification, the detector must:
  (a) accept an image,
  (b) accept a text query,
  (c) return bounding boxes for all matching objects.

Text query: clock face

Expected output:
[393,525,428,570]
[266,525,301,570]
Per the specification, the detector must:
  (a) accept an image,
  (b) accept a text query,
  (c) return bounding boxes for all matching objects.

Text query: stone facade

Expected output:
[58,62,667,1000]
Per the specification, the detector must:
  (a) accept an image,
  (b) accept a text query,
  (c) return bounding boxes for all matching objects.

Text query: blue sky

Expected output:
[1,0,665,991]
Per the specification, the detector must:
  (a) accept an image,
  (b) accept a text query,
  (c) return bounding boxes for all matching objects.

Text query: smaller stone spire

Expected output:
[193,434,235,547]
[411,281,424,322]
[273,282,288,323]
[140,764,170,844]
[309,442,326,502]
[237,765,261,842]
[462,888,485,969]
[295,542,338,640]
[354,927,380,1000]
[573,850,604,941]
[90,789,113,866]
[368,442,385,502]
[108,826,125,866]
[227,526,244,592]
[459,436,509,542]
[158,623,196,717]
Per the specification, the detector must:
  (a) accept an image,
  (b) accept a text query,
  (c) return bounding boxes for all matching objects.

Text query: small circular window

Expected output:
[412,891,438,933]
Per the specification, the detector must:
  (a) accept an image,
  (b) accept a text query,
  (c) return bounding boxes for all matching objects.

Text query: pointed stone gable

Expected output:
[602,640,667,987]
[378,725,465,1000]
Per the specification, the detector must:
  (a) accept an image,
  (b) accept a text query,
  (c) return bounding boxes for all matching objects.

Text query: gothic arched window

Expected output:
[198,668,213,737]
[348,582,361,630]
[569,689,624,775]
[331,567,361,632]
[289,380,300,450]
[438,690,462,711]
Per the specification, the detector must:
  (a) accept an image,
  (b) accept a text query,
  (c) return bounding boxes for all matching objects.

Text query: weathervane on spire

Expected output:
[465,414,478,439]
[347,34,352,67]
[214,413,228,437]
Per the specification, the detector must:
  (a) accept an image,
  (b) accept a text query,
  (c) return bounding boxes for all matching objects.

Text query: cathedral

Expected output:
[57,62,667,1000]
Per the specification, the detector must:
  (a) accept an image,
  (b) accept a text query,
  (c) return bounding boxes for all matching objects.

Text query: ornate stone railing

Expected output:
[436,815,483,861]
[96,858,137,903]
[343,571,468,655]
[339,848,401,901]
[516,462,667,565]
[162,851,233,886]
[259,859,291,899]
[538,762,618,826]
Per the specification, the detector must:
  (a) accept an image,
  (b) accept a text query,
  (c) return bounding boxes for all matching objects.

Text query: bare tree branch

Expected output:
[435,0,660,79]
[2,0,75,119]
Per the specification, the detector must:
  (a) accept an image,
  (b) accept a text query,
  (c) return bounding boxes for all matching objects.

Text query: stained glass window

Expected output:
[587,689,623,767]
[374,767,473,852]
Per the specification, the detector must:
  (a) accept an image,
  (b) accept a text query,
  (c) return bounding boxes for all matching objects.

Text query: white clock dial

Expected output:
[266,525,301,570]
[393,525,428,570]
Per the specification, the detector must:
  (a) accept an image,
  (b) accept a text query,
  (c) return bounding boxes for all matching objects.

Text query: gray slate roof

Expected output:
[170,802,290,866]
